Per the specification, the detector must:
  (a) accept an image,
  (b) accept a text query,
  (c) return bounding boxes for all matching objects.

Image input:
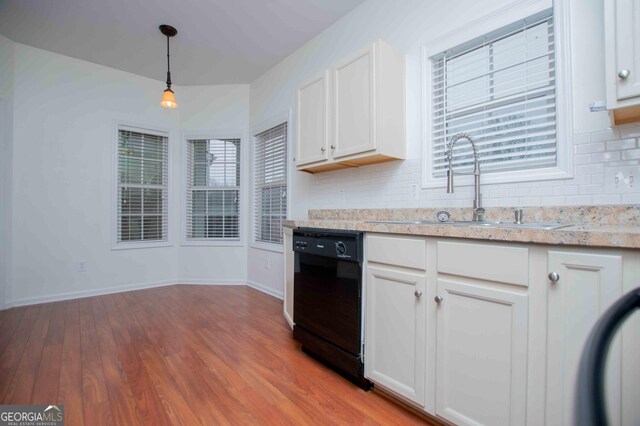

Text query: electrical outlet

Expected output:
[604,165,639,193]
[339,190,346,203]
[410,184,420,201]
[76,261,86,272]
[265,258,270,269]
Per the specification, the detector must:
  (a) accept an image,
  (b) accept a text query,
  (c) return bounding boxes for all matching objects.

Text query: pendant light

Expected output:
[159,24,178,109]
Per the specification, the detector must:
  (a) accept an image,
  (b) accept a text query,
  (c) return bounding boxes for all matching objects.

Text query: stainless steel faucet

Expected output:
[445,133,485,221]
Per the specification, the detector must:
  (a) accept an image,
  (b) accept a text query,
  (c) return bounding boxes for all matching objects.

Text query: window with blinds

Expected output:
[186,138,240,240]
[430,9,556,178]
[253,123,287,245]
[117,128,168,243]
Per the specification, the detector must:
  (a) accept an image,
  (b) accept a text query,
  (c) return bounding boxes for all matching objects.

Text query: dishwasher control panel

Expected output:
[293,228,363,261]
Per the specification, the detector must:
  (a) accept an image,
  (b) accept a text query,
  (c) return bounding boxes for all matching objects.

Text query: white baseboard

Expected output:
[284,310,294,329]
[4,278,248,309]
[247,280,284,300]
[178,279,246,286]
[7,279,177,308]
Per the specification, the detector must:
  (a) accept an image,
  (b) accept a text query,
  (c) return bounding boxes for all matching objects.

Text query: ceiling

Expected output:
[0,0,366,85]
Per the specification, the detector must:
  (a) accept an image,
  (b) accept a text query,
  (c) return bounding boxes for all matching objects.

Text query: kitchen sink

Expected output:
[364,220,438,225]
[450,221,573,230]
[365,220,573,230]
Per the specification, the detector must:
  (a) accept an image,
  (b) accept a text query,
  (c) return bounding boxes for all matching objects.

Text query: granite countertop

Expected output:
[284,205,640,249]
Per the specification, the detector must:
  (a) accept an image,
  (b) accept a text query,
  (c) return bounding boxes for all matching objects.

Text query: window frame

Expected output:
[112,123,172,250]
[421,0,573,189]
[181,131,245,247]
[250,111,291,254]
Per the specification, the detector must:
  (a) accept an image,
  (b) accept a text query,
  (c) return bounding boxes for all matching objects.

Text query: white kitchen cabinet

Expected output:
[365,234,427,406]
[365,265,426,406]
[283,227,294,328]
[295,39,405,173]
[605,0,640,124]
[544,250,623,426]
[358,231,639,425]
[434,243,528,426]
[295,71,329,166]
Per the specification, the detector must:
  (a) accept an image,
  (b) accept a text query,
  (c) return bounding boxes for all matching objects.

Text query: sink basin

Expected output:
[365,220,436,225]
[450,221,573,230]
[365,220,572,230]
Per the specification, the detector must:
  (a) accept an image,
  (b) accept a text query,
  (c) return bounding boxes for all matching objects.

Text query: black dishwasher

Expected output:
[292,228,370,389]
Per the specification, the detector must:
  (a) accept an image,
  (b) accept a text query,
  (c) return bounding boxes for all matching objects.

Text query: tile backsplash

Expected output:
[307,124,640,210]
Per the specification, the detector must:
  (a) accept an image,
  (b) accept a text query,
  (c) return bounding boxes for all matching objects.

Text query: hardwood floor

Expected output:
[0,285,430,425]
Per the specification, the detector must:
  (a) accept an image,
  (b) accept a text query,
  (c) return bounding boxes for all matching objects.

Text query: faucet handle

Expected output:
[474,207,486,221]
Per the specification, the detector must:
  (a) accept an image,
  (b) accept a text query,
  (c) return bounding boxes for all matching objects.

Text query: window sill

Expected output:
[182,240,244,248]
[111,241,172,251]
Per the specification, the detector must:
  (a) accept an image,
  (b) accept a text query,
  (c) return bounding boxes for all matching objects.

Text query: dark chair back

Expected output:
[575,287,640,425]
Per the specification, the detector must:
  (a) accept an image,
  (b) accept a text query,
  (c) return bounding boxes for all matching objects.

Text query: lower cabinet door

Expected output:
[365,265,426,406]
[545,251,623,426]
[435,278,528,426]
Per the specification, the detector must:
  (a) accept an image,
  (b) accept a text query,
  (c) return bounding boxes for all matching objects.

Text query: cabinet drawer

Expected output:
[437,241,529,287]
[367,234,426,270]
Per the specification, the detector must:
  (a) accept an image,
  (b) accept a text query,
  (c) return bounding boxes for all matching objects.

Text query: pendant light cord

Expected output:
[166,35,172,89]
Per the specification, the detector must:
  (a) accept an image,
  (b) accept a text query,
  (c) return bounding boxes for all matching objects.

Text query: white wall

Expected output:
[7,42,250,306]
[248,0,640,293]
[0,35,14,308]
[246,247,286,299]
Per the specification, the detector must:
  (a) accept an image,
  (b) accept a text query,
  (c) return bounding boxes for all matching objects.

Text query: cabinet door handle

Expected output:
[414,290,422,299]
[434,295,443,304]
[548,272,560,283]
[618,69,631,80]
[331,144,336,149]
[320,147,326,152]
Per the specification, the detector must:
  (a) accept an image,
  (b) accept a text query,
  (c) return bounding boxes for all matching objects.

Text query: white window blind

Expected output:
[253,123,287,245]
[117,129,168,243]
[431,9,556,178]
[186,138,240,240]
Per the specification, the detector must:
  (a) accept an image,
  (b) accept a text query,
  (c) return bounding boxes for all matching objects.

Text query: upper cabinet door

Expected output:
[332,44,376,159]
[613,0,640,101]
[606,0,640,123]
[295,71,330,166]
